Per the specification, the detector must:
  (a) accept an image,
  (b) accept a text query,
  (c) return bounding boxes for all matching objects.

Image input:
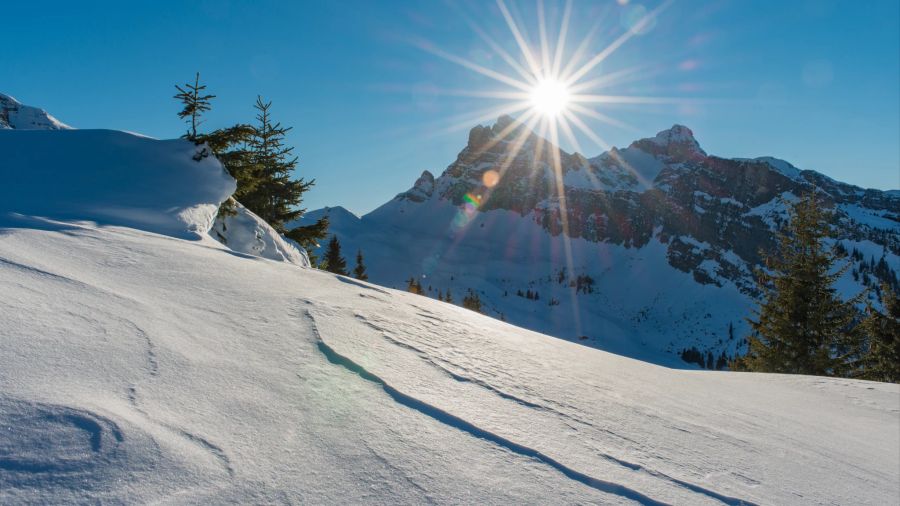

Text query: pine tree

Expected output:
[463,290,482,313]
[406,277,424,295]
[174,72,215,141]
[198,124,260,216]
[737,194,860,376]
[858,284,900,382]
[353,250,368,281]
[445,289,453,304]
[239,97,319,236]
[322,235,347,275]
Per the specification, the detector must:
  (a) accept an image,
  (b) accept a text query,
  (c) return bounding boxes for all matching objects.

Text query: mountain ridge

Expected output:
[306,116,898,366]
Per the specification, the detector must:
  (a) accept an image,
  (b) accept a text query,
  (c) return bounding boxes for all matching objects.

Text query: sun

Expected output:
[415,0,674,159]
[530,78,570,118]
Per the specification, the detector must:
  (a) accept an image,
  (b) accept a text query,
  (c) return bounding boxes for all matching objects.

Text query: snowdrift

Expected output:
[1,129,234,239]
[1,127,309,266]
[212,200,310,266]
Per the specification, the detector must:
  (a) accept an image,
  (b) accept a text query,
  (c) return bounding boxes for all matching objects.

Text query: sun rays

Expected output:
[410,0,684,337]
[415,0,674,158]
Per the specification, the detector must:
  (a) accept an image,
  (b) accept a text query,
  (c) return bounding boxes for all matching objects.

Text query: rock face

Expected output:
[0,93,70,130]
[309,117,900,366]
[419,118,898,292]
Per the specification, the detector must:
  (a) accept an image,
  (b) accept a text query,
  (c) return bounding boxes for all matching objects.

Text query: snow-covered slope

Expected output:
[305,117,900,367]
[0,94,308,266]
[1,98,898,504]
[0,129,234,240]
[2,209,899,504]
[212,200,309,266]
[0,93,70,130]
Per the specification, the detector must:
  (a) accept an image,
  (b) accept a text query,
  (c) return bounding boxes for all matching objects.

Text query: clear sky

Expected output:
[3,0,898,215]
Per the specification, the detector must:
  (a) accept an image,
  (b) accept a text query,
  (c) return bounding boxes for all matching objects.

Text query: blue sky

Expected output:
[3,0,898,215]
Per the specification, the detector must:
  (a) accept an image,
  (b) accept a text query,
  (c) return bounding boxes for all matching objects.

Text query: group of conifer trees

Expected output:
[173,72,328,253]
[320,234,368,280]
[734,194,899,382]
[406,278,483,314]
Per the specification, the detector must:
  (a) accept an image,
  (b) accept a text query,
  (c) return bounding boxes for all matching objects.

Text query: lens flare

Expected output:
[482,169,500,187]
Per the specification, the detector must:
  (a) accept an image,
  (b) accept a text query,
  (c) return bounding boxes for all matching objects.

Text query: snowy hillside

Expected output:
[0,92,307,267]
[1,168,898,504]
[305,117,900,367]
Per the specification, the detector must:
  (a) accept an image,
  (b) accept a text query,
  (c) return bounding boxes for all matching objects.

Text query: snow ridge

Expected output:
[310,310,758,506]
[310,317,667,505]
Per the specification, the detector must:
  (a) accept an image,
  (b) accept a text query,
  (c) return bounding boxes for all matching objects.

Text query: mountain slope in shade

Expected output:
[303,117,899,366]
[0,93,70,130]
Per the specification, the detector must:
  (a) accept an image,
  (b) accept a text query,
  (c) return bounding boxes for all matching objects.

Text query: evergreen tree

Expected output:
[285,217,329,260]
[445,289,453,304]
[244,97,329,253]
[174,72,215,141]
[322,235,347,275]
[737,194,860,376]
[406,277,424,295]
[198,124,261,216]
[858,284,900,382]
[353,249,368,281]
[463,290,482,313]
[239,96,309,230]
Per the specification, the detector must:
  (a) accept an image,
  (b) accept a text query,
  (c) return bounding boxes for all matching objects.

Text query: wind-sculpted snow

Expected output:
[0,129,234,239]
[211,200,309,267]
[313,329,668,505]
[311,310,759,506]
[1,219,897,503]
[0,126,309,267]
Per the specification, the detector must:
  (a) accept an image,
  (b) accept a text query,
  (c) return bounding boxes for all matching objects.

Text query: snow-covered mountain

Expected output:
[0,93,70,130]
[303,116,900,367]
[2,110,898,504]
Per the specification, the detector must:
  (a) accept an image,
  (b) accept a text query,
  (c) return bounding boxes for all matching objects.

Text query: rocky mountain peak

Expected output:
[466,115,542,152]
[629,124,706,162]
[395,170,436,203]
